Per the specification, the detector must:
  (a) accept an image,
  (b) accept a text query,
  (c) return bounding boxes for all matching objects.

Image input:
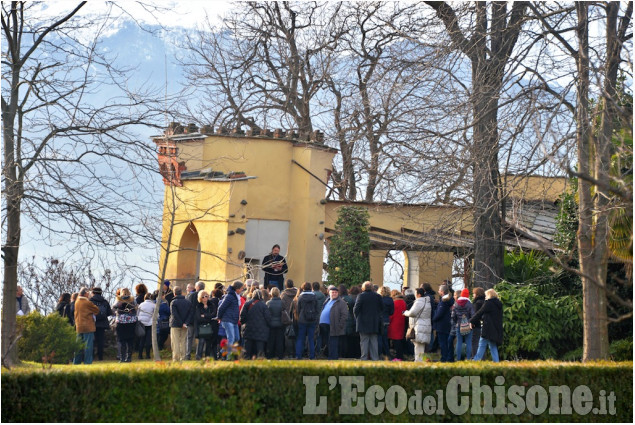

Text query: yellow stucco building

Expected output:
[155,123,336,287]
[155,123,568,290]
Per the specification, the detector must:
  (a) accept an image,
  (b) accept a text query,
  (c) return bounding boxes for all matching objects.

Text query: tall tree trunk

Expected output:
[426,1,527,289]
[1,6,22,365]
[575,1,610,361]
[471,85,504,289]
[1,138,21,367]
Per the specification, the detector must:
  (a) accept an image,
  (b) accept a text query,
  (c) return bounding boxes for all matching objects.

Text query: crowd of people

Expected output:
[48,276,503,364]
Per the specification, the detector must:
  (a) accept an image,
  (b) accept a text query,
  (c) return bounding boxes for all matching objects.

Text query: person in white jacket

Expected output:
[137,293,155,359]
[403,288,433,362]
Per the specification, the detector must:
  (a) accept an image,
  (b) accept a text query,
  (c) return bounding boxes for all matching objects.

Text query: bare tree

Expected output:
[519,1,633,360]
[1,2,164,366]
[18,256,124,315]
[180,1,346,134]
[421,1,530,289]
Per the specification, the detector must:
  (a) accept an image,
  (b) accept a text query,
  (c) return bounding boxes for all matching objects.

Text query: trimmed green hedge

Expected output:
[2,361,632,422]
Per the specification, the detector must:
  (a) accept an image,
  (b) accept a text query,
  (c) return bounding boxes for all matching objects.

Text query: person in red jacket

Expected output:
[388,290,407,360]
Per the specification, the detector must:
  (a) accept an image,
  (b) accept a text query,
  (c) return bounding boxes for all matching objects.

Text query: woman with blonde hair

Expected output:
[470,289,503,362]
[194,290,217,360]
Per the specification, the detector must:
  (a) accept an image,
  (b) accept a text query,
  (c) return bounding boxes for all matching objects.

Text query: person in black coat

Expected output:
[353,281,384,360]
[432,284,454,362]
[262,244,288,291]
[470,287,486,358]
[194,290,218,360]
[266,287,285,359]
[240,290,272,358]
[470,288,503,362]
[378,286,394,357]
[89,287,113,361]
[56,293,73,326]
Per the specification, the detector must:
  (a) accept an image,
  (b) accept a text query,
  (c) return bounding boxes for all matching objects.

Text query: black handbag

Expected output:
[284,325,296,338]
[159,318,170,331]
[135,320,146,338]
[198,322,213,337]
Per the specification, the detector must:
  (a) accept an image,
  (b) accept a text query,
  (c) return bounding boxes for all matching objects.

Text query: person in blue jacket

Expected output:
[217,281,245,348]
[432,284,454,362]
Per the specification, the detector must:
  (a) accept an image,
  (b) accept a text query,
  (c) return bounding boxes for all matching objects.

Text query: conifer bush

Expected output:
[16,311,83,364]
[327,206,371,288]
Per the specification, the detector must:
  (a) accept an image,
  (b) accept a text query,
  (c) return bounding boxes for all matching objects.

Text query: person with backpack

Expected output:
[113,288,138,363]
[89,287,113,361]
[294,282,319,359]
[451,288,474,361]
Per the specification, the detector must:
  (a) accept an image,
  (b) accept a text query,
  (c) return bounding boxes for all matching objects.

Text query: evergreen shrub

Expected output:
[16,311,83,364]
[1,361,631,422]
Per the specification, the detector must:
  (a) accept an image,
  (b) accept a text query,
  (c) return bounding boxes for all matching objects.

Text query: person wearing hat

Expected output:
[318,285,348,360]
[163,280,175,304]
[451,288,475,361]
[89,287,113,361]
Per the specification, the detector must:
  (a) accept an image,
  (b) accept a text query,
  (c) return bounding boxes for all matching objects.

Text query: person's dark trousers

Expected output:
[267,326,285,359]
[437,331,451,362]
[391,339,404,360]
[427,330,439,353]
[196,336,214,359]
[328,334,340,360]
[185,325,196,360]
[380,325,390,357]
[93,327,106,361]
[284,325,296,358]
[405,338,414,356]
[448,334,456,362]
[244,339,266,359]
[295,323,316,359]
[339,334,349,358]
[348,333,361,359]
[158,329,169,350]
[120,337,134,362]
[139,326,152,358]
[319,324,330,356]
